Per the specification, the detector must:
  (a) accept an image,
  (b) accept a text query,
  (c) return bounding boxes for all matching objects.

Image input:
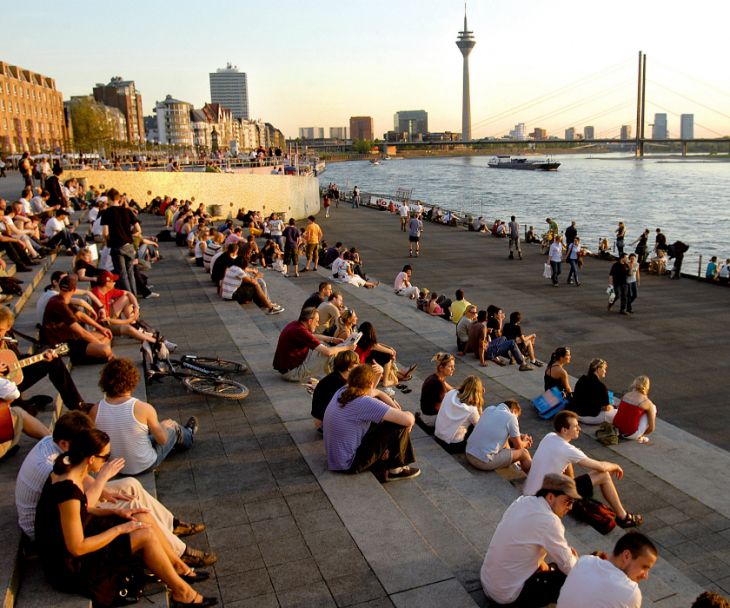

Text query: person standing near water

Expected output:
[508,216,522,260]
[615,222,626,257]
[408,213,423,257]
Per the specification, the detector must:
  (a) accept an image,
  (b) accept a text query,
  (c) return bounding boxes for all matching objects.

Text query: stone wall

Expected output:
[66,170,321,219]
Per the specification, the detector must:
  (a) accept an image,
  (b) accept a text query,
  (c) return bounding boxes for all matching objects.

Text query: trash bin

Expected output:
[211,204,223,217]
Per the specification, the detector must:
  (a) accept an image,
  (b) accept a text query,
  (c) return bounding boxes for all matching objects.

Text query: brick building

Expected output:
[349,116,374,141]
[0,61,68,155]
[93,76,145,143]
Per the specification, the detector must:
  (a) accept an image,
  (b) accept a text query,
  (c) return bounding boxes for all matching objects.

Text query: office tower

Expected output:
[349,116,374,140]
[330,127,348,139]
[393,110,428,140]
[680,114,694,139]
[209,63,249,120]
[298,127,324,139]
[565,127,576,141]
[455,7,476,141]
[0,61,68,154]
[652,113,668,139]
[530,128,547,140]
[583,126,595,140]
[93,76,145,143]
[620,125,632,139]
[155,95,193,146]
[509,123,526,140]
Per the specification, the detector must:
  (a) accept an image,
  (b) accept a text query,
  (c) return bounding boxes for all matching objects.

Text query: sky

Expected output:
[4,0,730,139]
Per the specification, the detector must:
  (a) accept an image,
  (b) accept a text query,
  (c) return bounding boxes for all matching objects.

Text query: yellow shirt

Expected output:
[304,223,322,245]
[450,299,471,324]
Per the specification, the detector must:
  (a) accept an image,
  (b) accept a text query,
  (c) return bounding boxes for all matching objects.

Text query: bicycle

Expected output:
[141,343,249,400]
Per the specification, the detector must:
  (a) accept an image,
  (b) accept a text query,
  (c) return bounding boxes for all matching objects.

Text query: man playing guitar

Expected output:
[0,305,92,414]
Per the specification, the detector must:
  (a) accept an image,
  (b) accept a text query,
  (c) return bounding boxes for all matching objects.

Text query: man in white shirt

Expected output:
[523,410,644,529]
[481,473,580,606]
[557,532,657,608]
[394,265,419,299]
[398,202,410,232]
[466,399,532,472]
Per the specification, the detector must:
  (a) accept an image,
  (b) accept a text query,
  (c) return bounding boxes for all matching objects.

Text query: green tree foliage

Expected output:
[69,98,114,151]
[352,139,373,154]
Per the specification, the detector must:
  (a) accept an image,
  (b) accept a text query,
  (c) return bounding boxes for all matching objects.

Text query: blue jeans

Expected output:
[567,258,580,283]
[550,261,561,285]
[151,422,193,469]
[627,282,638,310]
[487,337,524,364]
[111,245,137,295]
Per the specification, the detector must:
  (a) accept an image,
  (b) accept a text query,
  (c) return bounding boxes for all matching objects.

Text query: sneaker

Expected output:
[185,416,199,437]
[518,363,534,371]
[144,292,160,299]
[267,304,285,315]
[173,519,206,537]
[490,357,507,367]
[386,466,421,482]
[182,546,218,567]
[531,359,544,367]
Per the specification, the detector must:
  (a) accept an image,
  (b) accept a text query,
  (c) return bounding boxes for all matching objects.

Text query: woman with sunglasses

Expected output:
[334,308,359,341]
[35,428,217,607]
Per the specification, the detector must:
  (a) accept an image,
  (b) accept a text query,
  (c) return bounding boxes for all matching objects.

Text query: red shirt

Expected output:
[91,286,127,316]
[272,321,320,373]
[613,400,644,436]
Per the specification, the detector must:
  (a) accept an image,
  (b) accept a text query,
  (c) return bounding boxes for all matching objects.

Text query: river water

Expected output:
[322,154,730,271]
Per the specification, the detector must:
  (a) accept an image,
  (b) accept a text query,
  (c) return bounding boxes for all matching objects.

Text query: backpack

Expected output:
[571,498,617,535]
[595,422,619,446]
[532,387,567,419]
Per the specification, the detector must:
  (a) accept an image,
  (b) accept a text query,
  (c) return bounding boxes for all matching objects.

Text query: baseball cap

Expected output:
[0,378,21,401]
[540,473,581,500]
[58,275,78,292]
[95,270,120,287]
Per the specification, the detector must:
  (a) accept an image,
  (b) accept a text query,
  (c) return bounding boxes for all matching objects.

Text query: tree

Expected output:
[352,139,373,154]
[69,97,114,152]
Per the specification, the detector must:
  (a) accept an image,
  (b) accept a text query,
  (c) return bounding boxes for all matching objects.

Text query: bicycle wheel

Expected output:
[179,355,246,374]
[182,375,249,400]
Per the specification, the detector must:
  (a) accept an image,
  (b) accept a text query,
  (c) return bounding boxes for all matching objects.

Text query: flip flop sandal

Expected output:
[616,512,643,528]
[399,388,412,394]
[395,384,408,390]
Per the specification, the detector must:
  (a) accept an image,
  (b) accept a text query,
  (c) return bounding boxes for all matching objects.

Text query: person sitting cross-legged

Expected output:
[323,364,420,483]
[523,410,644,529]
[434,375,483,454]
[90,358,197,476]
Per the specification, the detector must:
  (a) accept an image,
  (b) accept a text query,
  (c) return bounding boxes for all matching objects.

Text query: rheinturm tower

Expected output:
[456,6,476,141]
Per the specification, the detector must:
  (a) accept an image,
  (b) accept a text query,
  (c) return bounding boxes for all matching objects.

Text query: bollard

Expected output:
[698,255,703,278]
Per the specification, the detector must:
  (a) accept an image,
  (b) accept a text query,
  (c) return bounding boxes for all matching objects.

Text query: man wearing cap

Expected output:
[558,532,657,608]
[41,275,113,364]
[0,305,92,414]
[0,378,50,460]
[481,473,579,607]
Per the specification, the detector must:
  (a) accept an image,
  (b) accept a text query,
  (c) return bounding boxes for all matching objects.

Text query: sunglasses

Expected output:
[95,453,111,462]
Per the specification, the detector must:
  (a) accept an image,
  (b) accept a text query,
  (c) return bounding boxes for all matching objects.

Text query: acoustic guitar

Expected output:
[0,343,70,385]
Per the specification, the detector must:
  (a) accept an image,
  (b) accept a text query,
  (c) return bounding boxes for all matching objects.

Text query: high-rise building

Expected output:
[620,125,632,140]
[680,114,694,139]
[530,128,547,140]
[509,123,527,140]
[455,7,476,141]
[583,126,595,140]
[349,116,373,141]
[209,63,249,120]
[155,95,193,146]
[298,127,324,139]
[92,76,145,143]
[0,61,68,154]
[652,113,668,139]
[394,110,428,140]
[330,127,348,139]
[565,127,576,141]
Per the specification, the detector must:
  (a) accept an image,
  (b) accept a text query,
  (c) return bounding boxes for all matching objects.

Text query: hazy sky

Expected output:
[5,0,729,139]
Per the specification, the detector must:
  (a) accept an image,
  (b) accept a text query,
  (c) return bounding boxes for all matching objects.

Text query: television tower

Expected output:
[456,4,476,141]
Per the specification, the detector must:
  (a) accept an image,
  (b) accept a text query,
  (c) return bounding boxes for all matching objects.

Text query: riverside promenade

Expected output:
[1,172,728,607]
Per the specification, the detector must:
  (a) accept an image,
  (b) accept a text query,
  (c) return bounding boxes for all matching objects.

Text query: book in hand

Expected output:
[342,331,362,347]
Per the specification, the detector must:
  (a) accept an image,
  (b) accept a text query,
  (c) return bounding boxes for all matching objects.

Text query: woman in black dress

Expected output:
[35,428,217,607]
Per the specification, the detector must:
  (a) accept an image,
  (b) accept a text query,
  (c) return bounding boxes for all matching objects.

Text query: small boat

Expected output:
[370,159,381,166]
[488,155,560,171]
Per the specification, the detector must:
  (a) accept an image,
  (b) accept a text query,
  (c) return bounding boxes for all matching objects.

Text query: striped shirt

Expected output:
[203,241,222,272]
[94,397,156,475]
[221,266,246,300]
[323,388,389,471]
[15,436,59,539]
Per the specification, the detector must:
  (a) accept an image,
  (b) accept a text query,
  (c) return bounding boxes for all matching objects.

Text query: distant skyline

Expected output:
[4,0,729,139]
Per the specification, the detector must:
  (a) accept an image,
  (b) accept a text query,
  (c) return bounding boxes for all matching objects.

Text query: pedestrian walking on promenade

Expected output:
[508,215,522,260]
[608,253,630,314]
[399,201,410,232]
[566,237,581,286]
[632,229,650,265]
[352,186,360,209]
[408,213,423,257]
[549,236,564,286]
[615,222,627,257]
[627,253,640,311]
